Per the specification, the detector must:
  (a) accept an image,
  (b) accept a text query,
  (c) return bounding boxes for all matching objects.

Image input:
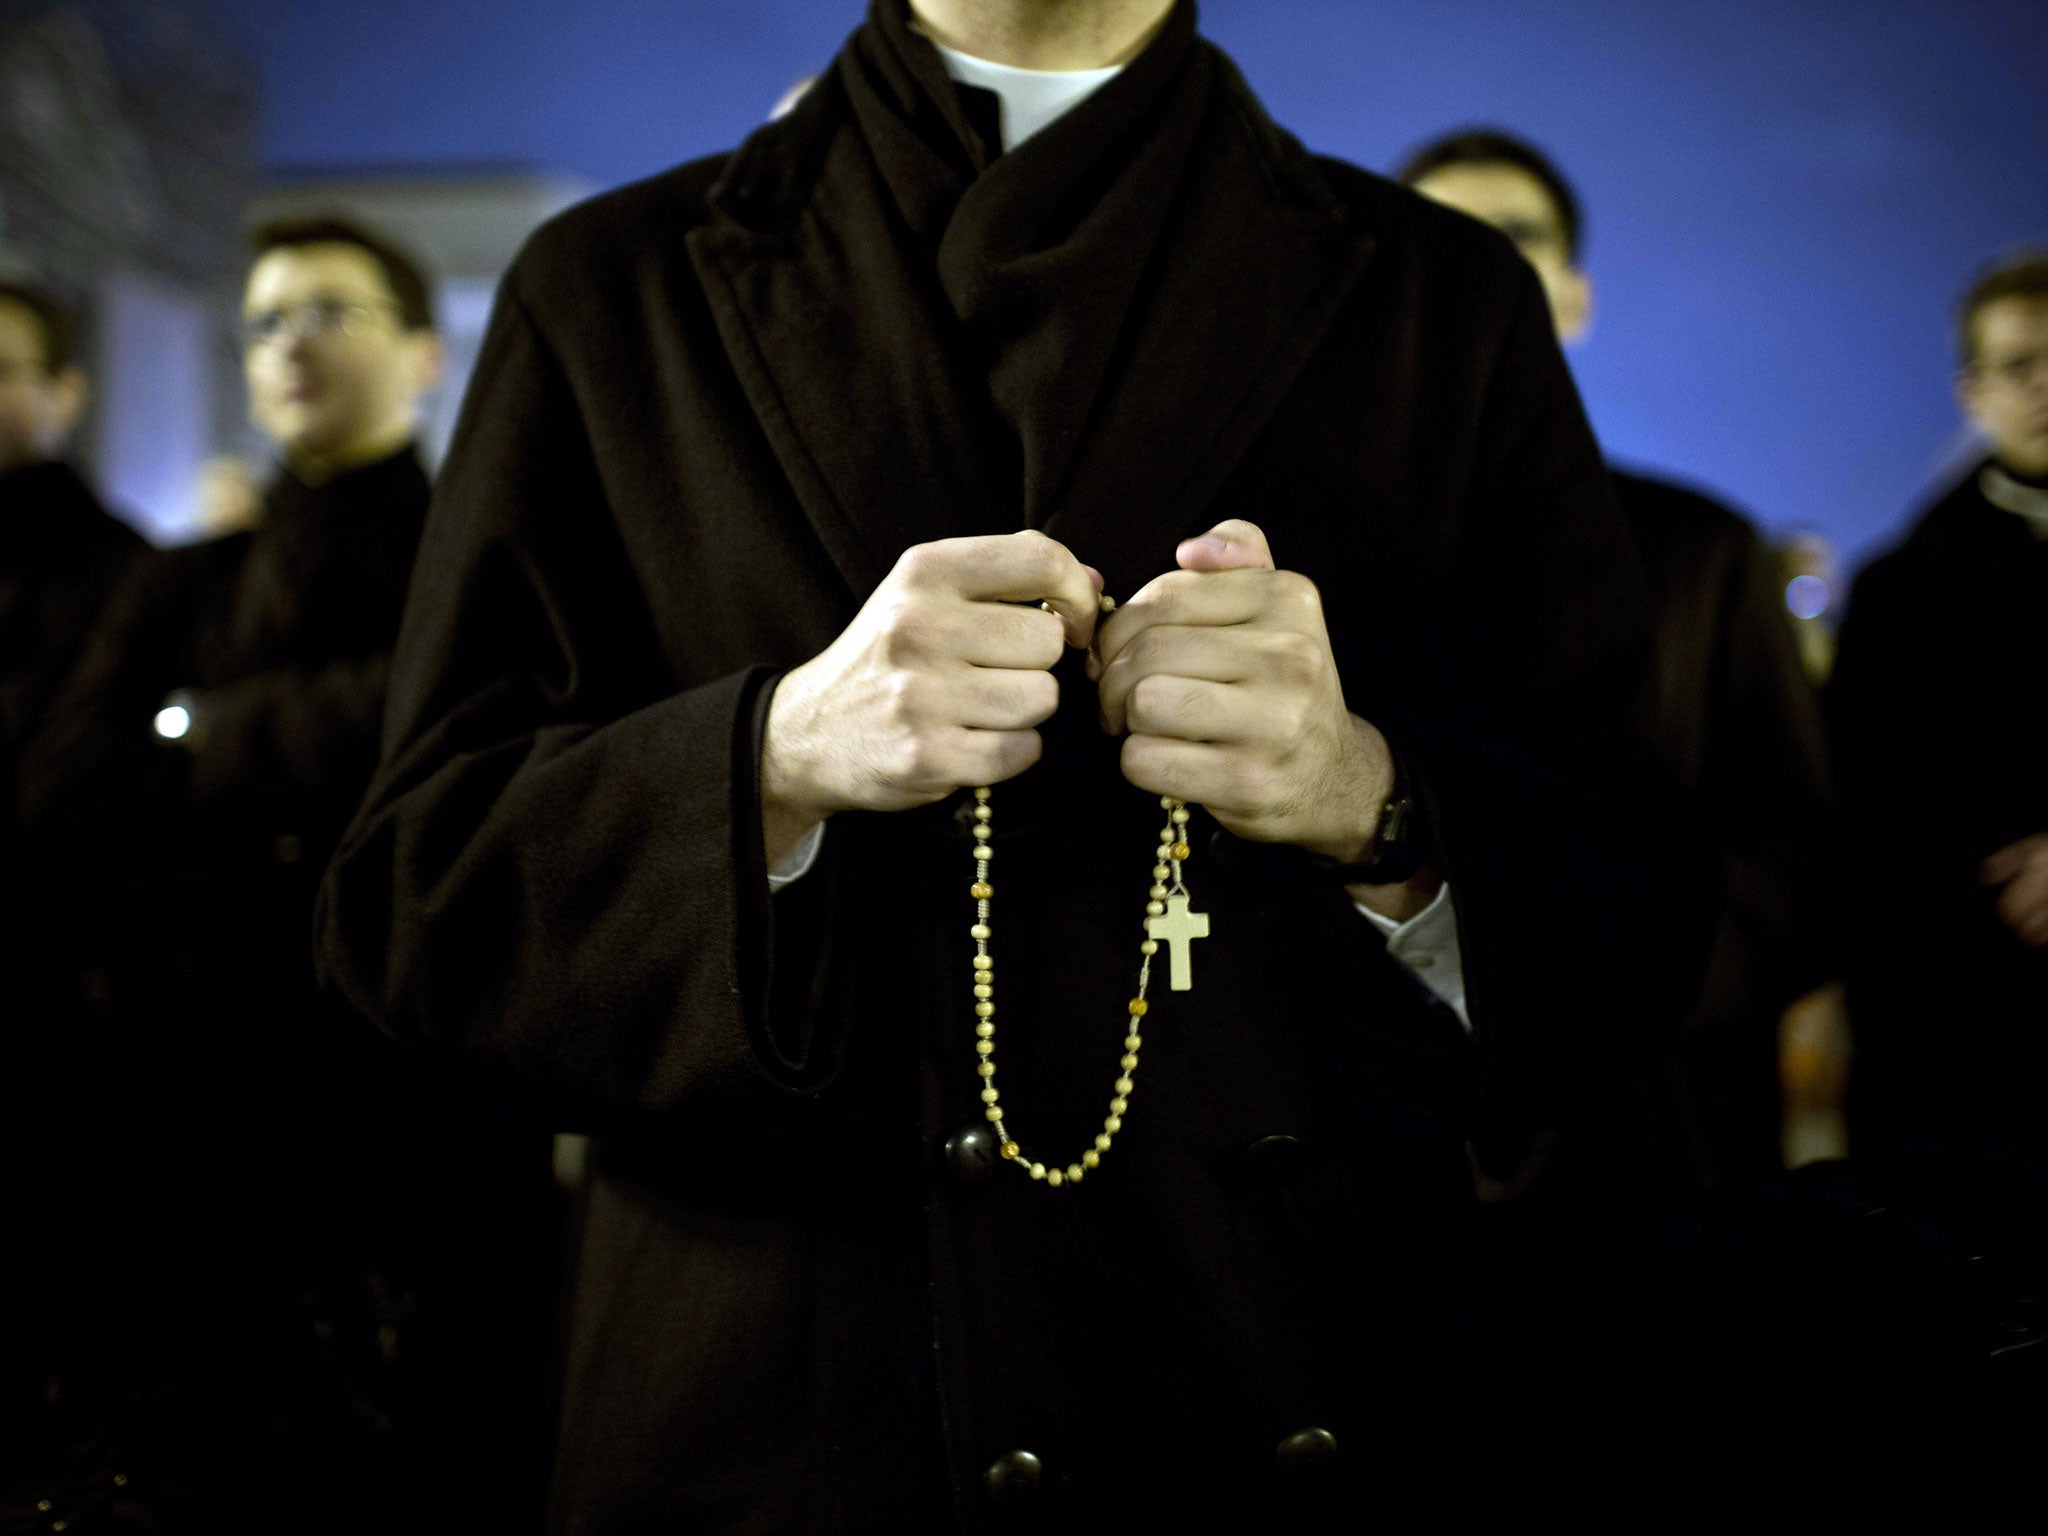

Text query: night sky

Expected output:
[197,0,2048,576]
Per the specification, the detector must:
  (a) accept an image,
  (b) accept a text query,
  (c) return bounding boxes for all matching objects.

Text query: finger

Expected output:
[1122,674,1277,744]
[954,602,1067,671]
[898,531,1099,648]
[952,667,1060,731]
[1982,846,2025,885]
[938,726,1044,791]
[1177,518,1275,573]
[1119,734,1261,813]
[1097,567,1322,671]
[1097,625,1266,732]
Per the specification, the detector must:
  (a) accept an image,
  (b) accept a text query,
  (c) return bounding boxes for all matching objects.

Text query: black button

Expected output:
[942,1125,999,1184]
[1274,1426,1340,1482]
[982,1448,1043,1507]
[1241,1134,1304,1178]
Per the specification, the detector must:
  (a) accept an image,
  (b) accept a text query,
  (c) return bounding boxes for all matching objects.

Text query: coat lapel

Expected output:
[687,74,1011,604]
[1039,65,1374,594]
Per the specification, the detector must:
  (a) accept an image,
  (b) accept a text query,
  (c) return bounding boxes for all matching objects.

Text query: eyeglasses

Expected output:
[242,296,399,349]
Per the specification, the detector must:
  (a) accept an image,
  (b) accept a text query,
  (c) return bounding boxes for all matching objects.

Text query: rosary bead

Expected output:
[1124,1033,1142,1051]
[1145,900,1165,916]
[1156,843,1173,860]
[1109,1095,1128,1115]
[973,802,992,820]
[1002,1141,1020,1159]
[975,787,991,800]
[975,1040,995,1057]
[1160,796,1177,809]
[1170,842,1191,861]
[1082,1150,1101,1168]
[977,1060,995,1076]
[976,1021,995,1038]
[976,1001,995,1018]
[970,923,991,940]
[1113,1076,1133,1095]
[1104,1114,1123,1133]
[1149,883,1168,899]
[1095,1133,1113,1151]
[971,881,992,899]
[974,984,993,1000]
[1047,1169,1063,1186]
[1171,807,1190,825]
[1066,1163,1085,1182]
[973,954,992,971]
[1140,940,1158,956]
[1120,1053,1139,1071]
[1127,998,1148,1017]
[981,1087,999,1104]
[973,844,993,860]
[1152,864,1170,880]
[985,1105,1003,1121]
[1029,1162,1046,1180]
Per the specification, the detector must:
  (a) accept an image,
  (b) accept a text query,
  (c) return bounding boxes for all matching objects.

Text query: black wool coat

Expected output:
[1610,468,1832,1187]
[318,16,1714,1532]
[1828,464,2048,1153]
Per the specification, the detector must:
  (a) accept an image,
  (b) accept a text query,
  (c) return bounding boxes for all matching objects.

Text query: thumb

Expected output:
[1177,518,1274,573]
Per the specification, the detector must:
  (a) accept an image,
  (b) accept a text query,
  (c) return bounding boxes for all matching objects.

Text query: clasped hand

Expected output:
[763,520,1398,875]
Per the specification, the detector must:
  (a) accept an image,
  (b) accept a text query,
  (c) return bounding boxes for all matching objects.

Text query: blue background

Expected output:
[201,0,2048,575]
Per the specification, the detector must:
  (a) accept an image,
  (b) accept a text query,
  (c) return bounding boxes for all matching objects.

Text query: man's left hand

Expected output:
[1093,519,1398,867]
[1983,834,2048,947]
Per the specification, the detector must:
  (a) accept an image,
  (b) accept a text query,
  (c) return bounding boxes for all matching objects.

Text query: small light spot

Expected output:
[1784,574,1830,621]
[152,704,191,740]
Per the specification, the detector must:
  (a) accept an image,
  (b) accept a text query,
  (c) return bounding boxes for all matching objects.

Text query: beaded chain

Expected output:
[966,786,1199,1188]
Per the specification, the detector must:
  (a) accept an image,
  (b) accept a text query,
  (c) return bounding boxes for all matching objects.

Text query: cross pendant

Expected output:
[1145,894,1211,992]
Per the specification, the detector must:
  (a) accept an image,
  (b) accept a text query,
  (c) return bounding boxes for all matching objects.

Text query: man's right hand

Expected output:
[760,530,1101,864]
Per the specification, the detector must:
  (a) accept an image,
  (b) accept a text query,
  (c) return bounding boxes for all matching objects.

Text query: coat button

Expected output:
[942,1125,999,1183]
[1241,1134,1303,1178]
[1274,1426,1340,1482]
[982,1448,1043,1507]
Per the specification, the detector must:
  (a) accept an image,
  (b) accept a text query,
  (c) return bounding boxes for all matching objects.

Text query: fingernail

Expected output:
[1180,535,1229,560]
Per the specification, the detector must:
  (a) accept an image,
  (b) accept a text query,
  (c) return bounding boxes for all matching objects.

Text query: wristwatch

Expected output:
[1307,783,1427,886]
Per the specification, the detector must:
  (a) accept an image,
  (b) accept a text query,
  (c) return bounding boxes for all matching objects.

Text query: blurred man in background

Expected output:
[14,219,546,1532]
[1400,130,1833,1189]
[1828,249,2048,1154]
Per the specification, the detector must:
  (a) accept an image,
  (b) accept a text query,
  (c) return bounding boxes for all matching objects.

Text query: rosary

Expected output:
[967,595,1211,1189]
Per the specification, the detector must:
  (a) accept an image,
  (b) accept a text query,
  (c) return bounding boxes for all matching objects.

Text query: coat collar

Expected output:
[685,40,1374,603]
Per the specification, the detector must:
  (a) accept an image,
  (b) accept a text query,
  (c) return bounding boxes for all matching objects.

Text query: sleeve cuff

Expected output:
[1355,882,1470,1032]
[767,819,826,892]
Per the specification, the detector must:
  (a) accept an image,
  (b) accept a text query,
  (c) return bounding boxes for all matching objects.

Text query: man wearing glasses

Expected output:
[1829,249,2048,1156]
[17,220,542,1529]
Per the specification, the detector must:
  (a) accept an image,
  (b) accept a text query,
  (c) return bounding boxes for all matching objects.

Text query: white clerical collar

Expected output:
[1980,463,2048,540]
[929,41,1123,153]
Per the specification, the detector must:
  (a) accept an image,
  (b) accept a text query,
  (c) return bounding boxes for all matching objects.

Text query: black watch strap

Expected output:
[1307,787,1427,886]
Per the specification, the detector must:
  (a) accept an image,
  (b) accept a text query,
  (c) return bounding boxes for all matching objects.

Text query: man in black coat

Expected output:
[319,3,1714,1529]
[17,220,547,1532]
[1829,250,2048,1155]
[1401,129,1833,1190]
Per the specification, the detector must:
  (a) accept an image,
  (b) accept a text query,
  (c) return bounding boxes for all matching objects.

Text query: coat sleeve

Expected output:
[315,282,851,1131]
[1403,267,1719,1170]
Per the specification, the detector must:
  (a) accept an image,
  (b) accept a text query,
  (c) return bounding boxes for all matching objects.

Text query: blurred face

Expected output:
[1410,162,1592,344]
[1960,296,2048,478]
[0,298,87,477]
[242,243,440,479]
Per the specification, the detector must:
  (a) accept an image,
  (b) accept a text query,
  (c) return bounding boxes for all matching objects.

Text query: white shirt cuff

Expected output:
[1354,882,1469,1032]
[767,820,825,892]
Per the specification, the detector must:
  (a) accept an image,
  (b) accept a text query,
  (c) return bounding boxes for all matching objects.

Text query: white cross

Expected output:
[1145,894,1211,992]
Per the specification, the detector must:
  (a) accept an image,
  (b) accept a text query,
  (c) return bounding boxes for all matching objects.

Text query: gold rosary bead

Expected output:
[1109,1095,1128,1115]
[1119,1053,1139,1071]
[976,1021,994,1038]
[1152,864,1170,880]
[970,881,992,899]
[1082,1149,1101,1168]
[1155,843,1172,860]
[1127,998,1148,1017]
[981,1087,999,1104]
[1047,1169,1064,1186]
[1160,796,1177,809]
[972,844,993,860]
[1170,842,1191,861]
[973,802,992,821]
[1140,939,1158,956]
[985,1105,1003,1121]
[1104,1114,1123,1133]
[1148,883,1168,899]
[1171,807,1190,825]
[975,787,991,800]
[973,954,992,971]
[977,1060,995,1076]
[1002,1141,1020,1159]
[1124,1033,1142,1051]
[1029,1162,1047,1180]
[1145,900,1165,916]
[975,1040,995,1057]
[970,923,991,940]
[974,984,993,1000]
[975,1001,995,1018]
[1095,1133,1113,1151]
[1066,1163,1084,1182]
[1113,1075,1133,1095]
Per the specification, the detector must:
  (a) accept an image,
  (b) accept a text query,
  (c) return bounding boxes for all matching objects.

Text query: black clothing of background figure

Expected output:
[0,457,141,1413]
[1828,461,2048,1153]
[1609,467,1832,1187]
[14,445,549,1533]
[318,4,1713,1529]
